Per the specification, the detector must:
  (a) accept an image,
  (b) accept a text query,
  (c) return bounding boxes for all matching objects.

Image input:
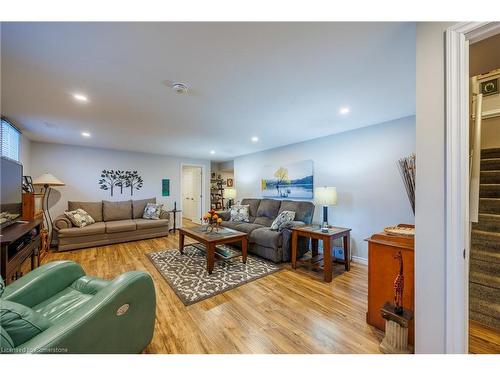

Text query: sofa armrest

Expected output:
[16,271,156,354]
[53,215,73,231]
[3,261,86,307]
[217,210,231,221]
[281,220,306,230]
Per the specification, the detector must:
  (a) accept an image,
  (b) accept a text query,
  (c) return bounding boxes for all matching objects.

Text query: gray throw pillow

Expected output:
[229,205,250,222]
[143,203,163,220]
[64,208,96,228]
[270,210,296,231]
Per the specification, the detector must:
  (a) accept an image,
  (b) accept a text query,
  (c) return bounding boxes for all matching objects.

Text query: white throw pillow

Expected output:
[143,203,163,220]
[229,205,250,222]
[270,211,296,231]
[64,208,95,228]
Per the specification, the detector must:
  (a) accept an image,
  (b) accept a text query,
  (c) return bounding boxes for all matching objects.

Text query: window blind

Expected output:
[1,118,21,161]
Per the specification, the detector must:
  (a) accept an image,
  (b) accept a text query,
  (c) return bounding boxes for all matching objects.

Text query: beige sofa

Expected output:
[53,198,170,251]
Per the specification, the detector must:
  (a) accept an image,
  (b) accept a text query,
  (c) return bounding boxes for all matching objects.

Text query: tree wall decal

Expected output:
[125,171,143,195]
[98,169,144,196]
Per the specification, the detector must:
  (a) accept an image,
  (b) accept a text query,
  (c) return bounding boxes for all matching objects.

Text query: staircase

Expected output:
[470,147,500,330]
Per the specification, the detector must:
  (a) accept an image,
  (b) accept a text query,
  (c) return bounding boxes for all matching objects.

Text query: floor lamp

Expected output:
[33,173,65,246]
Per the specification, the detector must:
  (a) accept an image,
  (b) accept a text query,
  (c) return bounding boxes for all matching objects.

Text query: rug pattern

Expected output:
[147,244,282,305]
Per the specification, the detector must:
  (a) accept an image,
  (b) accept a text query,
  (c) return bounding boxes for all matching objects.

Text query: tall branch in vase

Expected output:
[397,154,416,215]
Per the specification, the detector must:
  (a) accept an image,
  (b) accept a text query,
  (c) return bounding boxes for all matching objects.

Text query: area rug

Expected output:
[146,244,282,305]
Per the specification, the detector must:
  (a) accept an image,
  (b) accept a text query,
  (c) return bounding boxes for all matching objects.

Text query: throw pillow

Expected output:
[64,209,96,228]
[270,210,296,231]
[143,203,163,220]
[229,205,250,222]
[0,300,52,347]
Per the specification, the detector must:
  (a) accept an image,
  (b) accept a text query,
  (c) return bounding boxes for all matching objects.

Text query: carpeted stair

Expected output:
[470,148,500,331]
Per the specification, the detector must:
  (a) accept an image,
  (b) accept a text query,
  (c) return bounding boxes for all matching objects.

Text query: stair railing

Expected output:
[469,93,483,223]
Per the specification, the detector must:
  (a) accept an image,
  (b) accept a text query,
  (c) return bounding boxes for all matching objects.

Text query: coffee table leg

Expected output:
[207,242,215,274]
[323,237,332,282]
[179,232,185,254]
[242,237,248,264]
[343,233,351,271]
[291,230,298,269]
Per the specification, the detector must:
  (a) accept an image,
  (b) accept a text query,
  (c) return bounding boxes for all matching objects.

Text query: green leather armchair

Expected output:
[0,261,156,354]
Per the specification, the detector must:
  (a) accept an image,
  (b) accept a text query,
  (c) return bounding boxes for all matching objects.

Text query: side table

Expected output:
[291,225,351,282]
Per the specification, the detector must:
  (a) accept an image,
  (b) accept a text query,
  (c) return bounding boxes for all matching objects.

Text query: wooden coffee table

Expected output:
[178,226,248,274]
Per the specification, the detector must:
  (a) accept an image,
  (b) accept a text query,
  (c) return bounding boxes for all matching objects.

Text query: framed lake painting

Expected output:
[261,160,313,199]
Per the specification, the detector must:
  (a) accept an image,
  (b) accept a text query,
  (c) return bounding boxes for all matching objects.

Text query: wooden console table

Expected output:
[0,218,43,285]
[366,226,414,345]
[291,225,351,282]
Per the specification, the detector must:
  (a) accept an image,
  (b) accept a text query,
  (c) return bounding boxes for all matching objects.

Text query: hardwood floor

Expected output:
[469,320,500,354]
[41,220,384,353]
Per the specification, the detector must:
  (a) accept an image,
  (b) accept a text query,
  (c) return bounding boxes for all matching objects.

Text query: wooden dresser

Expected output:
[366,226,414,345]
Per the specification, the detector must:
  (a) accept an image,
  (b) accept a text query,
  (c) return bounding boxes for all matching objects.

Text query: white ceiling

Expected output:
[1,22,416,161]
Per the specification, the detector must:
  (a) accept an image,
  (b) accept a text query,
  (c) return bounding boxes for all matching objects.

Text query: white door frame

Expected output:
[179,163,206,225]
[445,21,500,353]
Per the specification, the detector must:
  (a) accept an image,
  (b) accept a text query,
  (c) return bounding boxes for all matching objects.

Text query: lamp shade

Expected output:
[32,173,65,186]
[314,186,337,206]
[224,188,237,199]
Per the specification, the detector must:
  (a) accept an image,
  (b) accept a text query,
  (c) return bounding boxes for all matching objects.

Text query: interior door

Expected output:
[182,168,194,221]
[191,167,202,223]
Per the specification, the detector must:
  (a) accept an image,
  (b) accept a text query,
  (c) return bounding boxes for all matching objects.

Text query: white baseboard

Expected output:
[351,255,368,265]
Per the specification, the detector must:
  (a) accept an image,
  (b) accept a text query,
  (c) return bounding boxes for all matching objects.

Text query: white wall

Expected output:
[20,134,31,175]
[415,21,455,354]
[234,116,416,260]
[29,142,211,220]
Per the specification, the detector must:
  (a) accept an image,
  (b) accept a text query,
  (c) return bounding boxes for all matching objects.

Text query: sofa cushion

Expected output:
[103,200,132,221]
[278,200,315,224]
[64,208,96,228]
[240,199,261,222]
[253,216,274,227]
[58,222,106,238]
[0,300,52,347]
[249,227,282,249]
[234,222,264,234]
[132,198,156,219]
[105,220,136,234]
[68,201,103,222]
[256,199,281,220]
[134,218,169,230]
[220,220,241,230]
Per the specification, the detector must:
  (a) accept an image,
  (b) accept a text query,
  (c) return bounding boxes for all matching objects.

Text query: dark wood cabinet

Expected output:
[366,227,414,345]
[0,218,42,285]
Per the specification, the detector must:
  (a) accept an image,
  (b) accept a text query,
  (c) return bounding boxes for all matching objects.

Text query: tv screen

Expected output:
[1,156,23,228]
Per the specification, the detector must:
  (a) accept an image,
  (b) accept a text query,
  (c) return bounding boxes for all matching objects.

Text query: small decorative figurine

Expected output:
[393,251,404,315]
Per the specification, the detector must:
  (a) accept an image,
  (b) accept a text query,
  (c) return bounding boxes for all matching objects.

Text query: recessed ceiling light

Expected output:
[251,136,259,142]
[172,83,188,95]
[73,93,89,103]
[210,150,215,155]
[339,106,350,115]
[81,132,91,138]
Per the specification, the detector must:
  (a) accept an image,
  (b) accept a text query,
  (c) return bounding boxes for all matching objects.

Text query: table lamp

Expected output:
[314,186,337,232]
[224,188,237,209]
[33,173,65,245]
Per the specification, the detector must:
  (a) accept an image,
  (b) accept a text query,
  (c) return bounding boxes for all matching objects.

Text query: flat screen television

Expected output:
[1,156,23,229]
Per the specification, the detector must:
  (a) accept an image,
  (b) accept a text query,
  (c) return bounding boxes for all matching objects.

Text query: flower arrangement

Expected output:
[202,209,223,232]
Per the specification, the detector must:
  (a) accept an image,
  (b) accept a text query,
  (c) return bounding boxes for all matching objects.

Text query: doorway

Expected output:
[181,165,203,224]
[446,22,500,354]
